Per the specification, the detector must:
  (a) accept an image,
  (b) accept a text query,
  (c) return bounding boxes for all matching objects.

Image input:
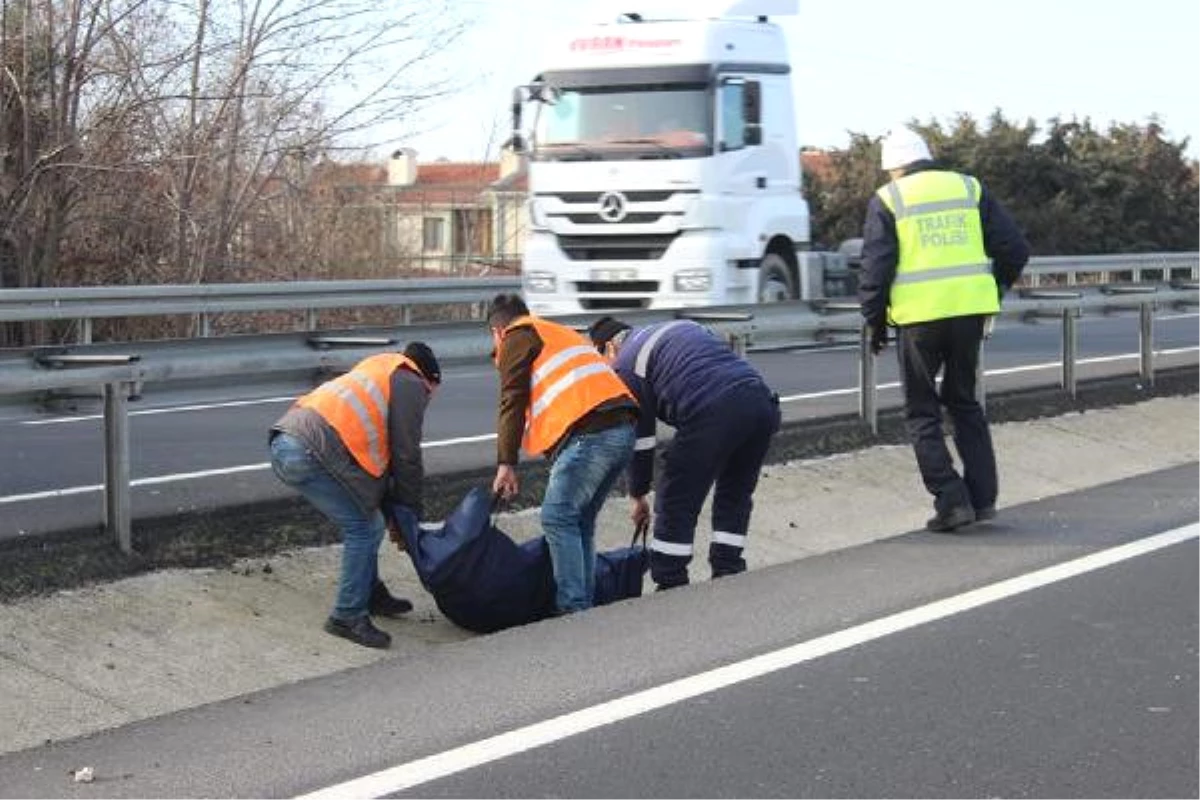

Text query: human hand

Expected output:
[493,464,519,500]
[631,495,650,529]
[868,324,888,355]
[386,520,407,552]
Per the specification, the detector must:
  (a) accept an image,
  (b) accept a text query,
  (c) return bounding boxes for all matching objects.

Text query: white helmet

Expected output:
[880,126,932,171]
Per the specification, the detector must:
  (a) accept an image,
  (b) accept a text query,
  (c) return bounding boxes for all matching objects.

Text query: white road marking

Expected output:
[294,524,1198,799]
[0,434,501,505]
[4,346,1196,505]
[777,346,1199,403]
[20,396,297,426]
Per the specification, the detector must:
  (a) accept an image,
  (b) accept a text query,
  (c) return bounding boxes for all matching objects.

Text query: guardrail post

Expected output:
[1139,302,1155,387]
[78,318,92,345]
[859,322,878,434]
[1061,308,1078,399]
[305,309,318,331]
[103,381,133,553]
[727,331,747,358]
[199,312,212,338]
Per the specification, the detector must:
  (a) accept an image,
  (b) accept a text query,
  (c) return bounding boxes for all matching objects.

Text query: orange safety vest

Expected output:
[497,316,635,456]
[295,353,422,477]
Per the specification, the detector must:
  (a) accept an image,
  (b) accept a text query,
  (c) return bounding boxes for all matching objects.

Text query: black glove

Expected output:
[868,324,889,355]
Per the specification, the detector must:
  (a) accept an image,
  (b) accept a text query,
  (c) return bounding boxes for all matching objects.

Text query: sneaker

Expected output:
[975,506,997,522]
[323,616,391,649]
[926,505,976,533]
[369,580,414,618]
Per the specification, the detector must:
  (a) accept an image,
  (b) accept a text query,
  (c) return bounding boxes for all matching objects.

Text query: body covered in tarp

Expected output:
[388,487,646,633]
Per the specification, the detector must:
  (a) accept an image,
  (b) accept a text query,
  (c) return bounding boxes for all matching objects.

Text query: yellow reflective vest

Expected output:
[876,170,999,325]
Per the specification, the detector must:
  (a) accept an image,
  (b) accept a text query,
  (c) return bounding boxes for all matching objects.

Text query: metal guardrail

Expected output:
[1022,252,1199,286]
[0,253,1195,338]
[0,284,1196,552]
[0,276,522,341]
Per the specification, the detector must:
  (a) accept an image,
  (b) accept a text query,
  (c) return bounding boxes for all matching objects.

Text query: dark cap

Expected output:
[403,341,441,384]
[587,316,632,351]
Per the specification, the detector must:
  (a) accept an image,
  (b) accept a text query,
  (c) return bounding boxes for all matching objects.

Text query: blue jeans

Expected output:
[541,422,636,612]
[269,432,384,622]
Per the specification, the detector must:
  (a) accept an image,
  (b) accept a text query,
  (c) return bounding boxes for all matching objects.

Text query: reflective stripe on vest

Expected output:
[502,316,635,455]
[634,320,688,377]
[295,353,419,477]
[877,170,999,325]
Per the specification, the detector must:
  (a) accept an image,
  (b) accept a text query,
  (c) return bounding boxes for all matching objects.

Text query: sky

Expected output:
[379,0,1200,161]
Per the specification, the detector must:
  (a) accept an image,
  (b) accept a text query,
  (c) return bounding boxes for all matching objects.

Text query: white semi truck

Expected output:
[510,0,850,315]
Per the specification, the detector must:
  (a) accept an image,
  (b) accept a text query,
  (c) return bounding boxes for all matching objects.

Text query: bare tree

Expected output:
[1,0,467,290]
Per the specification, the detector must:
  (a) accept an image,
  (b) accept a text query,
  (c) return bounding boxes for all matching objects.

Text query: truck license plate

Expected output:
[590,268,638,282]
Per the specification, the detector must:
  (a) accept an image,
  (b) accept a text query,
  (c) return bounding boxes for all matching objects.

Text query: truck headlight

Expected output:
[524,271,556,293]
[674,269,711,292]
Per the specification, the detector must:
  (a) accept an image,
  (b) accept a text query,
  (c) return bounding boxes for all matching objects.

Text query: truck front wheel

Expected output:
[758,251,795,303]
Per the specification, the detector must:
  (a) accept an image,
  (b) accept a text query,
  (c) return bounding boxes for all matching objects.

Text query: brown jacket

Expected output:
[495,326,636,465]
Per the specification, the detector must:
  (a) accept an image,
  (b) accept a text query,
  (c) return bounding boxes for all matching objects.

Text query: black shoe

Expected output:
[323,616,391,649]
[654,579,688,592]
[369,580,414,618]
[926,505,976,533]
[975,506,997,522]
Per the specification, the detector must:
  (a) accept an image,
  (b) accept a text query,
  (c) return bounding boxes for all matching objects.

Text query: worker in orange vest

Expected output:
[487,294,638,614]
[268,342,441,649]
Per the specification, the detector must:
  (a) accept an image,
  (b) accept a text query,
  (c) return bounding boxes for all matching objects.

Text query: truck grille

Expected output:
[556,234,678,261]
[574,281,660,293]
[580,297,650,310]
[538,190,682,204]
[562,212,667,225]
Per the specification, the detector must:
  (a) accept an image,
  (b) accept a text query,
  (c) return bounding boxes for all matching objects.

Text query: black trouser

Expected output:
[896,315,997,515]
[651,382,781,587]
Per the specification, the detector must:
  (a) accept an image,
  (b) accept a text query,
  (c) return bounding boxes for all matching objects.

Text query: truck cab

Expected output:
[513,0,815,315]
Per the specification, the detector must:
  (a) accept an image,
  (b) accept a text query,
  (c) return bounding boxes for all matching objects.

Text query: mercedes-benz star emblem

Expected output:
[597,191,628,223]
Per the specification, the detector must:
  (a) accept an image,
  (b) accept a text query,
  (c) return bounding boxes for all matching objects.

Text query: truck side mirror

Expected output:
[745,125,762,146]
[510,87,524,153]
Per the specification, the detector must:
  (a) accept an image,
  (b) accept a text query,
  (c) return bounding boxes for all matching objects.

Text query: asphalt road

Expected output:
[0,464,1192,799]
[0,311,1196,537]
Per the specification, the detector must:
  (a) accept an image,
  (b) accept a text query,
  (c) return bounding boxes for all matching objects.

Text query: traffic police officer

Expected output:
[859,126,1030,532]
[589,317,780,590]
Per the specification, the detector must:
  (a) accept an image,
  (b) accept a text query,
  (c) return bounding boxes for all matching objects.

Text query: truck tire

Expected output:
[758,251,795,303]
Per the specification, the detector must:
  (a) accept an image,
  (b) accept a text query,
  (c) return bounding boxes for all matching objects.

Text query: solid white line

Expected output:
[0,464,273,505]
[776,345,1200,403]
[6,345,1195,502]
[21,396,297,426]
[0,434,500,505]
[294,524,1198,800]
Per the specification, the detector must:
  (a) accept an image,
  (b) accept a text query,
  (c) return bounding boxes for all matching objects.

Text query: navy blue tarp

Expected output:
[388,487,647,633]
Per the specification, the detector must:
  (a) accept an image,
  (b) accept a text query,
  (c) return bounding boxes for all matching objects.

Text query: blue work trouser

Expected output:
[650,382,781,587]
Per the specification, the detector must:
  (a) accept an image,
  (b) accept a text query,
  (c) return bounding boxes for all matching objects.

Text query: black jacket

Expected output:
[858,163,1031,330]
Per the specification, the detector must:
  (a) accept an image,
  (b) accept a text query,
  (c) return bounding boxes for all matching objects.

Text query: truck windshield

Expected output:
[534,85,710,161]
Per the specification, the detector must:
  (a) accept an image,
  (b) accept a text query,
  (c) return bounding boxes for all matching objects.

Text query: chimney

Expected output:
[388,148,418,187]
[499,145,526,182]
